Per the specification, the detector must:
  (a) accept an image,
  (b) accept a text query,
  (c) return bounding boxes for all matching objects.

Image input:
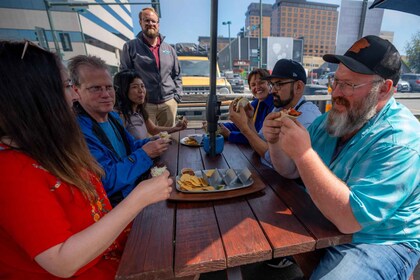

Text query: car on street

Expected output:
[224,72,245,93]
[397,79,411,93]
[316,72,335,86]
[304,84,329,95]
[400,73,420,92]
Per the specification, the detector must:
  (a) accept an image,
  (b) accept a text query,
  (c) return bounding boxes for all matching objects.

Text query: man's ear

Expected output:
[296,80,305,93]
[379,79,394,100]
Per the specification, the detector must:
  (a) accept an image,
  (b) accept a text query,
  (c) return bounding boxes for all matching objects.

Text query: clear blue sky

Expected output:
[130,0,419,56]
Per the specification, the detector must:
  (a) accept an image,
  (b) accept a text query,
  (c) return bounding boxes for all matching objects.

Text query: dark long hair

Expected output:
[113,69,149,125]
[0,41,103,200]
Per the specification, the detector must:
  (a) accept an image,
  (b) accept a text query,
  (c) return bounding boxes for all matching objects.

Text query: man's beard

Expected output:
[273,87,294,108]
[143,27,159,39]
[326,84,380,137]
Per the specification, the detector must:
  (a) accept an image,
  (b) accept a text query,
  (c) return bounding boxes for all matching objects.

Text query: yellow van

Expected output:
[176,44,232,95]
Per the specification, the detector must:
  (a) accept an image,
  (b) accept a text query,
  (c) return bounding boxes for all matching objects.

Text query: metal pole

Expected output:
[247,27,250,72]
[206,0,220,157]
[258,0,263,68]
[228,23,232,70]
[44,0,61,58]
[75,10,88,55]
[358,0,368,39]
[238,35,241,59]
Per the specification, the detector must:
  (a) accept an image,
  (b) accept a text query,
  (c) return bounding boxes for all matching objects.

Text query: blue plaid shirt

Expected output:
[308,97,420,251]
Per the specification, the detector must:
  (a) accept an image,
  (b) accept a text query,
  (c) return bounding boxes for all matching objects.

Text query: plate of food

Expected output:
[176,167,253,193]
[180,134,204,147]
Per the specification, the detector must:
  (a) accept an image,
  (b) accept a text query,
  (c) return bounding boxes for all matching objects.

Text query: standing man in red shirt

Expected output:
[120,7,182,127]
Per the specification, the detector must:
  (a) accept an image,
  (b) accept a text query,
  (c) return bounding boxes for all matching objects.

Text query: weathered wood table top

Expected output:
[116,129,352,280]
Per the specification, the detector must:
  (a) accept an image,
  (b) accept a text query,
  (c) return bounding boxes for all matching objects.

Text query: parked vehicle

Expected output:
[304,84,328,95]
[316,72,335,86]
[400,73,420,92]
[397,79,411,93]
[224,71,245,93]
[176,43,232,95]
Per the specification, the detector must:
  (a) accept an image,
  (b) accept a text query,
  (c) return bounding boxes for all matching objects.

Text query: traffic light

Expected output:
[151,0,161,18]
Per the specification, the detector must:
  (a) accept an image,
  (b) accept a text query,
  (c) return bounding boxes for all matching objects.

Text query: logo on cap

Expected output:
[348,38,370,54]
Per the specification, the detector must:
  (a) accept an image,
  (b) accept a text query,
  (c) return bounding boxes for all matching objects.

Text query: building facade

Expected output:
[198,36,230,53]
[245,3,272,38]
[270,0,339,57]
[335,0,384,55]
[0,0,134,71]
[379,31,394,44]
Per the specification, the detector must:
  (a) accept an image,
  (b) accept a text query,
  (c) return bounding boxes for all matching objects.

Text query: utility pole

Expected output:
[44,0,62,58]
[358,0,368,39]
[258,0,263,68]
[223,21,232,70]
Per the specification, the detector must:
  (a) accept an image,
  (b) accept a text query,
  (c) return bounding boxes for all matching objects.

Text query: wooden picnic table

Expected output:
[116,129,352,280]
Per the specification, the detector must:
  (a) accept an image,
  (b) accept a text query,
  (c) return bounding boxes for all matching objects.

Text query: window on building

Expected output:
[59,33,73,51]
[35,27,49,50]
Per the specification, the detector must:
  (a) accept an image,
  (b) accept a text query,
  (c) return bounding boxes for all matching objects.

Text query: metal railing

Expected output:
[177,93,420,120]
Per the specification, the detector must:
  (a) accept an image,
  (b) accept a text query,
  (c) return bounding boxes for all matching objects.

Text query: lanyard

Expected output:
[253,100,261,123]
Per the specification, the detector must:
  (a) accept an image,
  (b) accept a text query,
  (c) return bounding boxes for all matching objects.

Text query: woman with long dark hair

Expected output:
[114,69,187,140]
[0,41,172,279]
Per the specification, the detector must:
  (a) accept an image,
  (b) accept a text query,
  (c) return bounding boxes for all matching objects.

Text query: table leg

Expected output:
[226,266,243,280]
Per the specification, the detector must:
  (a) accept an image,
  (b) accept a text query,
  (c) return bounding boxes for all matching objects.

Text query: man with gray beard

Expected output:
[263,35,419,279]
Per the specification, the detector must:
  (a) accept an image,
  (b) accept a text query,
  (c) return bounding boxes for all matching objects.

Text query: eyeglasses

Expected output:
[269,80,295,91]
[63,79,73,90]
[142,18,159,24]
[21,40,49,60]
[331,79,383,96]
[85,85,114,94]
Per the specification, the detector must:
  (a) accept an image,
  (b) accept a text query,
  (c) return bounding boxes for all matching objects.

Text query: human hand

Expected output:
[218,123,231,139]
[175,117,188,130]
[229,103,254,132]
[141,138,170,158]
[134,170,173,205]
[278,117,311,161]
[202,121,208,133]
[262,111,284,144]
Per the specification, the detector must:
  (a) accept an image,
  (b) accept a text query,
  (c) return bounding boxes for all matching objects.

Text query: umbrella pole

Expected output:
[206,0,220,157]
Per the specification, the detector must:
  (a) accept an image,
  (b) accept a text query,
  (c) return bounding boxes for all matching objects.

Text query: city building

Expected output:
[217,35,303,72]
[335,0,384,55]
[198,36,230,53]
[270,0,339,57]
[380,30,394,44]
[0,0,134,72]
[245,3,272,38]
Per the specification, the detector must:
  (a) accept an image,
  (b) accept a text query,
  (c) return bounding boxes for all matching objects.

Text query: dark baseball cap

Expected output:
[263,59,307,84]
[323,35,401,85]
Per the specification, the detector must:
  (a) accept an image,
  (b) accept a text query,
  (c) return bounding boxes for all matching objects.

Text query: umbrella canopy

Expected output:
[369,0,420,16]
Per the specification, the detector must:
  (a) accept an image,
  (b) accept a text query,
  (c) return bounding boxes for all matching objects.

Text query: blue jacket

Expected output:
[77,111,153,198]
[223,94,274,144]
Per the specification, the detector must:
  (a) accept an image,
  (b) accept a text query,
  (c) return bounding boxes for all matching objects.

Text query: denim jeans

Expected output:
[310,243,420,280]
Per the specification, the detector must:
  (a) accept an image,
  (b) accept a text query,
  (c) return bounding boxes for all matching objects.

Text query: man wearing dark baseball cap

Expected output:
[263,36,419,278]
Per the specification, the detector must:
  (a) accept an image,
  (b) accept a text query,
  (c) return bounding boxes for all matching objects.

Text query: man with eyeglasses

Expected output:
[69,55,170,206]
[120,7,182,127]
[264,36,419,279]
[226,59,321,172]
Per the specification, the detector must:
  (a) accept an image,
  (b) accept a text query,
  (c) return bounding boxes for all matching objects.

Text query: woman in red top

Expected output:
[0,41,173,279]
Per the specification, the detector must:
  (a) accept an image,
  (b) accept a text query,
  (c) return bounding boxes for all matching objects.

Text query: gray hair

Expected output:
[67,55,108,86]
